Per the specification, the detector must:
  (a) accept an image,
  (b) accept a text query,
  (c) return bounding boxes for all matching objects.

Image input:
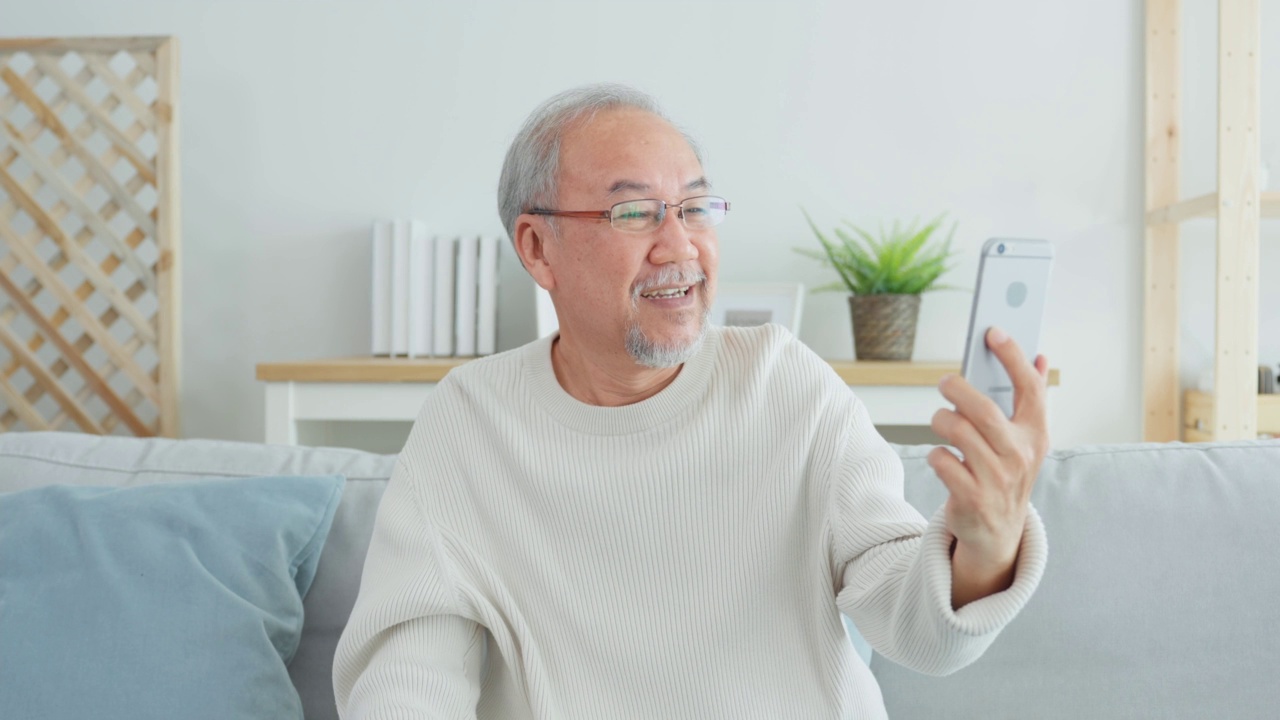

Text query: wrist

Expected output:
[950,533,1021,610]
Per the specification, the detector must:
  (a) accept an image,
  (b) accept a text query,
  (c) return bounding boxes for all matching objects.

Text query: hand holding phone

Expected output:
[930,238,1054,608]
[960,238,1053,417]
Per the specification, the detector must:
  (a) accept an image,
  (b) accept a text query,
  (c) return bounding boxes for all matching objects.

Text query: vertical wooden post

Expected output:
[1144,0,1181,441]
[1214,0,1260,440]
[155,38,183,437]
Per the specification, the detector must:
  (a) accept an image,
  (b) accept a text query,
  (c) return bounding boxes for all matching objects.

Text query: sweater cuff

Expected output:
[920,503,1048,637]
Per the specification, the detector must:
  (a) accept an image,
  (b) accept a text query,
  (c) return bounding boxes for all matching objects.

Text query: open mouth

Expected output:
[640,286,693,299]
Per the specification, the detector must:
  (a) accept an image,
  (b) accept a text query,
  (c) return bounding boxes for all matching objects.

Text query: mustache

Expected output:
[631,267,707,301]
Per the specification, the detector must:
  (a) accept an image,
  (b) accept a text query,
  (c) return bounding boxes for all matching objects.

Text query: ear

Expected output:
[513,214,557,292]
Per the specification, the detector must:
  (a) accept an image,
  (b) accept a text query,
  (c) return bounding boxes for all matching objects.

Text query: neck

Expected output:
[550,334,682,407]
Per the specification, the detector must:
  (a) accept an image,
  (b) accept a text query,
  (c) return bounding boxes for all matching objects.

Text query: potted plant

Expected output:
[797,211,960,361]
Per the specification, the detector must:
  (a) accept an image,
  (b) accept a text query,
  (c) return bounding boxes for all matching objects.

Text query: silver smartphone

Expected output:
[960,238,1054,418]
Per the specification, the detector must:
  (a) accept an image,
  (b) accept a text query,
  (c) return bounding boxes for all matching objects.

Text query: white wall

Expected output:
[4,0,1277,449]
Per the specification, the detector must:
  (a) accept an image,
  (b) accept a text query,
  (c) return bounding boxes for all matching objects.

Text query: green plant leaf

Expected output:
[802,209,859,294]
[797,209,963,296]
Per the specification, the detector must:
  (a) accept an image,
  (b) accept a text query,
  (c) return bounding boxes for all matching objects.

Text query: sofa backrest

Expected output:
[0,431,394,720]
[7,431,1279,719]
[874,439,1280,719]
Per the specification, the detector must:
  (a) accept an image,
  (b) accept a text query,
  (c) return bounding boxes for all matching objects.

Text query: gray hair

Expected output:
[497,83,703,242]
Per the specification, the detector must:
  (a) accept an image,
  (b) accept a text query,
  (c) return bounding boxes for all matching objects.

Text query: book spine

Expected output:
[433,236,457,356]
[370,221,392,356]
[476,235,499,355]
[390,219,411,357]
[408,221,434,358]
[455,235,479,357]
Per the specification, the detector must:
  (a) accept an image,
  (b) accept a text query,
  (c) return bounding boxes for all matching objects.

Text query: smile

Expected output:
[640,286,693,299]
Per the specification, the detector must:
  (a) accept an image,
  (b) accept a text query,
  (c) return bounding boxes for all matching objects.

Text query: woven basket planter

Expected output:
[848,294,921,361]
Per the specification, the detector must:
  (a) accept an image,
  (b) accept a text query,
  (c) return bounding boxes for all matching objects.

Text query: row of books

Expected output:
[370,220,500,357]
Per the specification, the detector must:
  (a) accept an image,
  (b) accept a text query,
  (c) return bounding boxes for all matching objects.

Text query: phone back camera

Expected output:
[997,243,1006,254]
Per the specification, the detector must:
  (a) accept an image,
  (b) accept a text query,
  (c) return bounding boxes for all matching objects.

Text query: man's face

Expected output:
[544,108,719,368]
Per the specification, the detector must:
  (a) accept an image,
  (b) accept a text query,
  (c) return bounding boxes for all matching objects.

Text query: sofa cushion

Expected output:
[0,473,343,719]
[0,431,396,720]
[872,440,1280,719]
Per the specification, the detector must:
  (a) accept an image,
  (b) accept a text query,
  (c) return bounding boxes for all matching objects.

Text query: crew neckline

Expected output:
[522,328,721,435]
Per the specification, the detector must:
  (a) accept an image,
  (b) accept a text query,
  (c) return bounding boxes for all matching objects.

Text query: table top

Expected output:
[257,356,1060,387]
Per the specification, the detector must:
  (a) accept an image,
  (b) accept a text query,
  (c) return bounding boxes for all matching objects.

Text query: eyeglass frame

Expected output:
[526,195,731,232]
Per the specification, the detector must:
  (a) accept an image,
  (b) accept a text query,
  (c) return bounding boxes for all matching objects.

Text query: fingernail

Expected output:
[939,373,954,389]
[989,326,1008,344]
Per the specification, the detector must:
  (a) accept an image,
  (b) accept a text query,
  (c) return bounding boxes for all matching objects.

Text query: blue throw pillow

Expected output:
[0,474,344,719]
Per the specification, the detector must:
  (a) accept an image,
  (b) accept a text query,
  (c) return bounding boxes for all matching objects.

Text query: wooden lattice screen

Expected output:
[0,37,181,437]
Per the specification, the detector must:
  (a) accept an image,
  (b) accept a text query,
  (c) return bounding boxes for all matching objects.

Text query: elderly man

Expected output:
[334,84,1049,719]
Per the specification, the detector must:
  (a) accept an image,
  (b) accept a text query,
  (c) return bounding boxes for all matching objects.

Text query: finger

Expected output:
[937,372,1021,457]
[930,407,1004,481]
[985,327,1047,426]
[927,445,975,496]
[1035,354,1049,382]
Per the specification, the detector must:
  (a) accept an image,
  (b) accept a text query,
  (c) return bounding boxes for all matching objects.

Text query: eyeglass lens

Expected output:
[609,196,728,232]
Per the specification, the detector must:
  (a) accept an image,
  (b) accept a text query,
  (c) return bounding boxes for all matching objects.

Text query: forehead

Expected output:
[557,108,702,197]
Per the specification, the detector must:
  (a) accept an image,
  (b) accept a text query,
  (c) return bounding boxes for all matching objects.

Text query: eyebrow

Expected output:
[605,176,713,196]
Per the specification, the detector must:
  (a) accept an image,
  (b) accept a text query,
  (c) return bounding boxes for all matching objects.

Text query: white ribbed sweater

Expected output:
[333,324,1047,719]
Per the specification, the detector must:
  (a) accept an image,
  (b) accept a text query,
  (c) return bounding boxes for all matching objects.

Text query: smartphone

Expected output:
[960,238,1054,418]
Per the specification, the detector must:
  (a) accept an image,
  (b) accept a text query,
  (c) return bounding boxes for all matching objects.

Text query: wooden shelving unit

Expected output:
[1144,0,1272,442]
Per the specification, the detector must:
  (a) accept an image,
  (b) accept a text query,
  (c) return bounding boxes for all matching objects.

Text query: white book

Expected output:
[407,221,434,358]
[476,235,500,356]
[433,235,457,356]
[370,221,392,356]
[455,235,479,357]
[390,219,411,357]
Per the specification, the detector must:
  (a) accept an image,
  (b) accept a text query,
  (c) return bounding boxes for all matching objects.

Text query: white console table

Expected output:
[257,356,1059,447]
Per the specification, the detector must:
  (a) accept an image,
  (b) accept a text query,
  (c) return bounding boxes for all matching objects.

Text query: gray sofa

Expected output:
[2,430,1277,719]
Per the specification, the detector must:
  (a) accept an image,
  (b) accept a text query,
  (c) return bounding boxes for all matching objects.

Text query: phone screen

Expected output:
[960,239,1053,418]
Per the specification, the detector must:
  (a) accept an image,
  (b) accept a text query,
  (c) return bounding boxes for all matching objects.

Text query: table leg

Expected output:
[264,382,298,445]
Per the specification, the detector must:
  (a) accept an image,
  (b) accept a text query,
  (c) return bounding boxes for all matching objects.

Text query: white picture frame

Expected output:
[709,282,805,334]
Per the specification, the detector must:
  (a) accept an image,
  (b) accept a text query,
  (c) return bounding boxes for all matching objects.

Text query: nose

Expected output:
[647,206,700,265]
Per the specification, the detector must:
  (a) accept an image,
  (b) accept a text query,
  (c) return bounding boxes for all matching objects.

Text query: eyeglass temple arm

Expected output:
[527,209,611,219]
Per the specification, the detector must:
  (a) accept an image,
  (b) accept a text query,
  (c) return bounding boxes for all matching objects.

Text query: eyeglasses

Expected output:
[528,195,731,233]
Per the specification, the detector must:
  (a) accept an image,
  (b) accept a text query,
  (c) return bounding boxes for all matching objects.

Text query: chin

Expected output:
[624,312,709,368]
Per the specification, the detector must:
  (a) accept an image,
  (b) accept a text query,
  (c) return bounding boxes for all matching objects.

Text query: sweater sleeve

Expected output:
[333,454,486,718]
[829,395,1048,677]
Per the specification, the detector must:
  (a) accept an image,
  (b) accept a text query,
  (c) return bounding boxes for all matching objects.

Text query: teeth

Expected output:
[642,286,689,299]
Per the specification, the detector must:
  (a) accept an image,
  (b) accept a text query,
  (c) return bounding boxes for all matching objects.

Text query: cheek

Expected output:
[699,235,720,269]
[567,249,643,302]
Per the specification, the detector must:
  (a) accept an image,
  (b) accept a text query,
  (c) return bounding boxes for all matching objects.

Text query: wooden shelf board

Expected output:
[256,356,472,383]
[258,356,1060,388]
[827,361,1059,387]
[1147,191,1280,225]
